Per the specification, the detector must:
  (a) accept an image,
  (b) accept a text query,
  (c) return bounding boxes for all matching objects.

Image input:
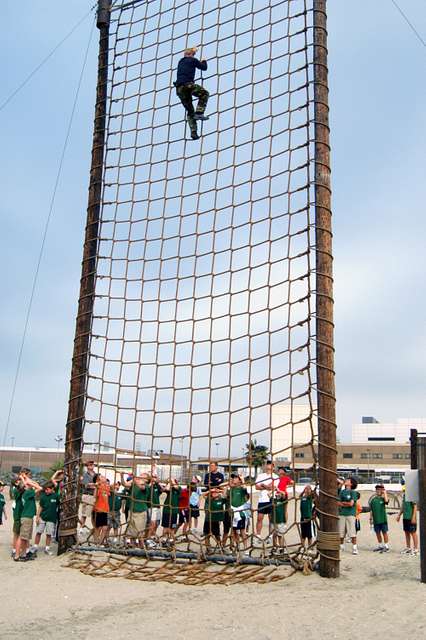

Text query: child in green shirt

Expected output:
[368,484,389,553]
[34,482,59,555]
[397,493,418,555]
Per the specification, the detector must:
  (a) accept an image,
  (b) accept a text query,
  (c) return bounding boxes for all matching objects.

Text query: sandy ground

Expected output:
[1,495,425,640]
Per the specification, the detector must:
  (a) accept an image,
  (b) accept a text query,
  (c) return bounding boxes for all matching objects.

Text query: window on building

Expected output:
[368,437,395,442]
[342,453,353,459]
[392,453,403,460]
[404,453,411,459]
[295,452,305,458]
[360,453,368,460]
[372,453,383,459]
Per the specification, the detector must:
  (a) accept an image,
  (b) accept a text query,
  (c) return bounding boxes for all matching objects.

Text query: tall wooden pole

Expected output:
[314,0,339,578]
[58,0,111,554]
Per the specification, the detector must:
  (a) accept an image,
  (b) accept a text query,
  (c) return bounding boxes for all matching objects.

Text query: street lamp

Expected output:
[54,435,63,450]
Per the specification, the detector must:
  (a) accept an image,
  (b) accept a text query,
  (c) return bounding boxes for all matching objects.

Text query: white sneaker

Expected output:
[411,549,419,556]
[44,548,53,556]
[352,546,358,555]
[373,546,383,552]
[400,548,411,555]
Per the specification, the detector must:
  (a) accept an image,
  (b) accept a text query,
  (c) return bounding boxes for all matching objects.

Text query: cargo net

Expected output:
[66,0,320,585]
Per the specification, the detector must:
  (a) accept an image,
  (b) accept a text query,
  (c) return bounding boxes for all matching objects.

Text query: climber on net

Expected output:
[174,46,209,140]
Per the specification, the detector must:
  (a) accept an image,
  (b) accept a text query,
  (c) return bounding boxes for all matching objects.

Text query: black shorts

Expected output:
[178,508,190,525]
[162,510,178,529]
[301,521,313,540]
[190,506,200,518]
[232,515,246,531]
[203,519,221,538]
[223,510,231,534]
[258,501,272,515]
[94,511,108,527]
[403,519,417,533]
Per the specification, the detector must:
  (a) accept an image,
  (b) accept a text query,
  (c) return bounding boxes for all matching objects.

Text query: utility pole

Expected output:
[58,0,111,554]
[411,429,426,583]
[314,0,339,578]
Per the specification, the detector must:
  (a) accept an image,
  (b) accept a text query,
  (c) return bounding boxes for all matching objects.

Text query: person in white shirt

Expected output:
[255,460,279,539]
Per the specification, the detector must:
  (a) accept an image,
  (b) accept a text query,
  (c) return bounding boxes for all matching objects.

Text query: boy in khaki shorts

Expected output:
[15,473,42,562]
[121,473,150,547]
[338,478,358,555]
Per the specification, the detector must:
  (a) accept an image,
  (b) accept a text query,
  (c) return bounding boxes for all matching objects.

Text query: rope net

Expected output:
[64,0,327,584]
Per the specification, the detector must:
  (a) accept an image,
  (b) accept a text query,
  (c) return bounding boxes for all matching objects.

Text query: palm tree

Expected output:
[245,439,269,475]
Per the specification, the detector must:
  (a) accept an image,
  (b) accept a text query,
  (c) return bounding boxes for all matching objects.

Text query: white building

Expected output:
[352,416,426,444]
[271,404,317,460]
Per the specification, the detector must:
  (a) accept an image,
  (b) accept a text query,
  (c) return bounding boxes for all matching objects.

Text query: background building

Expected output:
[352,416,426,444]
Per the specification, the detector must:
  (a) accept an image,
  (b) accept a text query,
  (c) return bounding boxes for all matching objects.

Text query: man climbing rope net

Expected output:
[174,47,209,140]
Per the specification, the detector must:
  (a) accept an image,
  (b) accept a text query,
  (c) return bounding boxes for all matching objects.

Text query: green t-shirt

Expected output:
[163,487,181,515]
[21,488,36,519]
[402,496,415,520]
[150,482,162,508]
[369,495,387,525]
[130,484,149,513]
[272,497,286,524]
[109,492,123,513]
[338,488,356,516]
[0,493,5,514]
[230,486,248,508]
[11,487,23,521]
[205,496,225,522]
[40,492,59,523]
[300,495,313,521]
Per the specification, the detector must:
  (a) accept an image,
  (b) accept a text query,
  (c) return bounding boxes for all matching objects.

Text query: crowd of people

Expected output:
[79,460,306,554]
[0,461,419,562]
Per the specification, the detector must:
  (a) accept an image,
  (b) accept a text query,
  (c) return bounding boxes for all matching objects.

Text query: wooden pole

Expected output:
[313,0,339,578]
[58,0,111,554]
[417,437,426,583]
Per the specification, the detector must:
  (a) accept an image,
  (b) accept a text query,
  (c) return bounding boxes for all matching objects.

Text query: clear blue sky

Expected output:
[0,0,425,449]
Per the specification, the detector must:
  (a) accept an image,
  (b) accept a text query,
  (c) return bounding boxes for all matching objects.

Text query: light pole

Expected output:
[55,435,64,451]
[10,436,15,447]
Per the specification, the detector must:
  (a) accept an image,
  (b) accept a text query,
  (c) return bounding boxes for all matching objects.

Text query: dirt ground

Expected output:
[1,494,425,640]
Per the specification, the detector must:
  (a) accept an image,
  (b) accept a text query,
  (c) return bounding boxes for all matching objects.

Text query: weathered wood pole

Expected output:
[314,0,339,578]
[58,0,111,554]
[416,436,426,583]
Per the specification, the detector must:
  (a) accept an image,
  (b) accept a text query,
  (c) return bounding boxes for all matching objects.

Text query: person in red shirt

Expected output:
[277,467,293,523]
[177,485,190,535]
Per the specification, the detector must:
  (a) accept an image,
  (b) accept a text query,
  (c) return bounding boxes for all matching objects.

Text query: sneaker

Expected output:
[266,536,273,545]
[14,556,29,562]
[194,113,209,121]
[380,546,390,553]
[400,548,411,555]
[11,549,16,558]
[411,549,419,556]
[373,546,384,552]
[190,131,200,140]
[44,548,53,556]
[27,550,37,560]
[352,547,358,555]
[340,544,345,552]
